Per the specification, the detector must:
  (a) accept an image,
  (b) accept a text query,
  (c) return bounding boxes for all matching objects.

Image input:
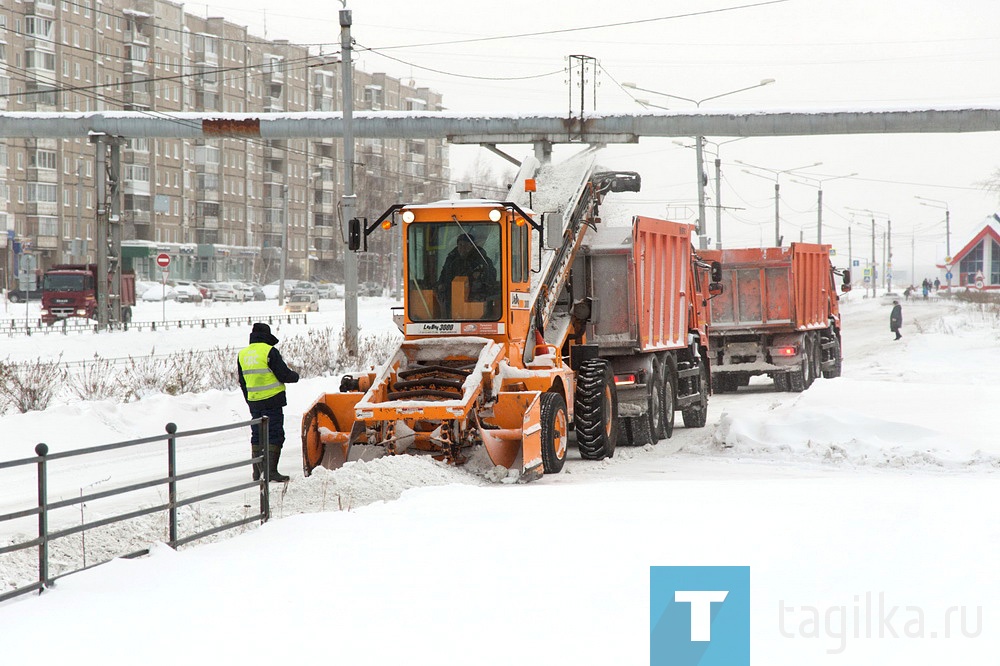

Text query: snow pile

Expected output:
[286,455,483,514]
[693,406,1000,470]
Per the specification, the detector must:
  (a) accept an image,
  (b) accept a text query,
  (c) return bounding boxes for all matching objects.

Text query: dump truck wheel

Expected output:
[301,402,339,476]
[661,359,676,440]
[681,362,709,428]
[574,359,618,460]
[714,374,738,393]
[789,359,807,393]
[773,373,790,392]
[822,333,842,378]
[634,363,665,444]
[540,392,568,474]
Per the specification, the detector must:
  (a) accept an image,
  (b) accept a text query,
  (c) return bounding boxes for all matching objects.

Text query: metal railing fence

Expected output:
[0,313,307,337]
[0,417,272,603]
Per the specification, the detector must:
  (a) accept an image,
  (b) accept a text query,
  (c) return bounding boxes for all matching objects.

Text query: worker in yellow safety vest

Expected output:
[237,322,300,482]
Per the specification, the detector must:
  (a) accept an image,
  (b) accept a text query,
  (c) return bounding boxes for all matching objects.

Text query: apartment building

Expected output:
[1,0,449,287]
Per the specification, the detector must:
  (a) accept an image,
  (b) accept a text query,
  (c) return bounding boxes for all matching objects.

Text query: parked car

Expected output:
[290,281,320,299]
[172,284,204,303]
[233,282,255,302]
[285,292,319,313]
[359,281,383,297]
[7,288,43,303]
[211,282,241,302]
[262,280,299,300]
[317,283,344,299]
[140,284,177,302]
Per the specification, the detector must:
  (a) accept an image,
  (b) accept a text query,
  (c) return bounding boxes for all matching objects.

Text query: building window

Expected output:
[959,241,984,286]
[992,240,1000,285]
[27,183,58,202]
[29,150,57,170]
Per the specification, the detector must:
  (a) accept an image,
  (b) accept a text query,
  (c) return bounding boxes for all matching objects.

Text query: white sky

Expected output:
[177,0,1000,279]
[1,293,999,663]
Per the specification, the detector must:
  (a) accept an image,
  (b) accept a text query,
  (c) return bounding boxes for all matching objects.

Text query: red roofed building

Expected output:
[938,214,1000,290]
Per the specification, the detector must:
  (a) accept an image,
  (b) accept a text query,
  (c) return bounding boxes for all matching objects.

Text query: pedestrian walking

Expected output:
[890,300,903,341]
[238,322,300,482]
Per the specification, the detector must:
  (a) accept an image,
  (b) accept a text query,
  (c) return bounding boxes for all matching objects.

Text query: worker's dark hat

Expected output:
[250,322,279,345]
[457,233,474,244]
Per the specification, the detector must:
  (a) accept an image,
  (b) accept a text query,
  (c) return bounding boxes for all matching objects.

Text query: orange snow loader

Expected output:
[302,152,721,480]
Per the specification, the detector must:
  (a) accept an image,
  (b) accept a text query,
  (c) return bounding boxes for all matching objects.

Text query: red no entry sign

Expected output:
[156,253,171,268]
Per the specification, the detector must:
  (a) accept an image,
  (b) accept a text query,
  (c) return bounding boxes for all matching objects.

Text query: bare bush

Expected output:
[66,356,129,402]
[0,355,67,413]
[120,351,167,402]
[200,346,239,390]
[164,351,207,395]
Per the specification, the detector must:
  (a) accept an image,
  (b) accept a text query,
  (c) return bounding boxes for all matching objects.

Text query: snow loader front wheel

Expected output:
[574,359,618,460]
[539,392,568,474]
[301,402,339,476]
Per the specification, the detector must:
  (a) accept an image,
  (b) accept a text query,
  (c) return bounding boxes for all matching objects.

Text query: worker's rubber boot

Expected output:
[267,445,290,483]
[251,447,264,481]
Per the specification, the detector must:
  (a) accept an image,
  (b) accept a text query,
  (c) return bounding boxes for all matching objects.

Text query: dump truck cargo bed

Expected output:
[702,244,835,332]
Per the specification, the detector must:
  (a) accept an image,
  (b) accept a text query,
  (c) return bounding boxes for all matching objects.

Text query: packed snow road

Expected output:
[2,291,998,665]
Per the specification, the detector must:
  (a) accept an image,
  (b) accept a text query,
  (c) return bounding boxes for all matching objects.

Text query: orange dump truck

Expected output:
[573,217,720,445]
[701,244,850,393]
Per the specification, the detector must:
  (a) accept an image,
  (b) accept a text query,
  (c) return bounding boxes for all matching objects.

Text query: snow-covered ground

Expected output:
[1,292,998,664]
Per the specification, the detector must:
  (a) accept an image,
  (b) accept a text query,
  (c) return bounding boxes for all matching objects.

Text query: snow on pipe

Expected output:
[0,108,998,139]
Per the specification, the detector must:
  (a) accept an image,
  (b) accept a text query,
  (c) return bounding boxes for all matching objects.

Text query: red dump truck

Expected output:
[701,244,850,393]
[41,264,136,325]
[573,216,721,445]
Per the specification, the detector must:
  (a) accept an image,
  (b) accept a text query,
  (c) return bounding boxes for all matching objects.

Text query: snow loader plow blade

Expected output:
[301,337,545,479]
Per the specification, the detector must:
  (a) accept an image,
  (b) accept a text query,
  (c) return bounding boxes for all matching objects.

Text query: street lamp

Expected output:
[674,137,746,249]
[738,160,823,247]
[915,196,952,292]
[790,172,857,244]
[846,207,891,296]
[623,79,775,249]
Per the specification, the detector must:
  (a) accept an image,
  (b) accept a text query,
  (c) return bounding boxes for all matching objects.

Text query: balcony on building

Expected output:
[264,140,287,161]
[263,55,285,84]
[124,137,151,162]
[192,33,220,67]
[24,0,56,18]
[262,183,285,209]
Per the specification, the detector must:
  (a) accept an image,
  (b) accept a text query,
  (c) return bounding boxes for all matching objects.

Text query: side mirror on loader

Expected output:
[709,282,724,297]
[841,269,852,293]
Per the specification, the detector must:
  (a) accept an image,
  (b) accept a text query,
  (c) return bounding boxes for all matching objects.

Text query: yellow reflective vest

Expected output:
[238,342,285,402]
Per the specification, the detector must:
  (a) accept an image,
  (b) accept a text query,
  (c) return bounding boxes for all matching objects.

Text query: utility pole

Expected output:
[75,160,83,262]
[278,183,288,306]
[886,219,893,294]
[714,157,722,250]
[945,208,952,291]
[341,7,359,356]
[817,188,823,244]
[774,182,781,246]
[848,226,853,284]
[695,137,707,249]
[871,219,876,299]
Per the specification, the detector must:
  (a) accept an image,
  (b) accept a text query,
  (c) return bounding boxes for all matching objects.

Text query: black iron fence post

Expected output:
[260,416,270,521]
[35,443,49,593]
[166,422,178,546]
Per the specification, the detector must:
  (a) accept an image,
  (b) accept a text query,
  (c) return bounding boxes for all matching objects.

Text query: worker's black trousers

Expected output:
[248,404,285,448]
